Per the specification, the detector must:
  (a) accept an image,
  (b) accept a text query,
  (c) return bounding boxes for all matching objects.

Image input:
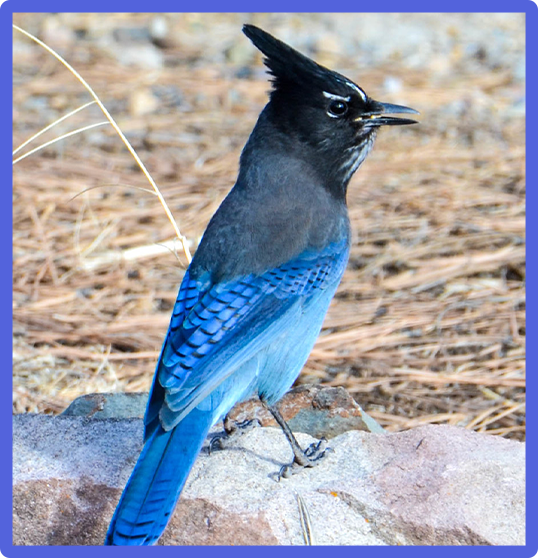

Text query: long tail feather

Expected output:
[105,410,212,545]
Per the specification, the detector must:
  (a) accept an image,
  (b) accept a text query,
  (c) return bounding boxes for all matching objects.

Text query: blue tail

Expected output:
[105,409,213,545]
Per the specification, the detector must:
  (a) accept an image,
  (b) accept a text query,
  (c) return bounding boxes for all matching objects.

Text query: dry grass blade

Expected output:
[69,184,157,202]
[13,100,97,156]
[80,239,192,272]
[12,24,192,264]
[13,122,109,165]
[296,493,315,545]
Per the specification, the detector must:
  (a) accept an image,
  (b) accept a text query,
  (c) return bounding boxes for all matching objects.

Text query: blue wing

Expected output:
[144,239,349,437]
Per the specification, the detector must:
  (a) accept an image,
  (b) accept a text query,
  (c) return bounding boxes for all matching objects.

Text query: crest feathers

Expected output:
[242,24,338,93]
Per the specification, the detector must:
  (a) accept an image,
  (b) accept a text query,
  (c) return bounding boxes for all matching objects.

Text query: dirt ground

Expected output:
[12,13,525,439]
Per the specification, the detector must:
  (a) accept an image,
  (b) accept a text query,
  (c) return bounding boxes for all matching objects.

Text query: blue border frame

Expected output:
[3,2,534,556]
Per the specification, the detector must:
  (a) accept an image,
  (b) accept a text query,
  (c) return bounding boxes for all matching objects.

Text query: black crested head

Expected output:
[242,24,418,195]
[242,24,353,98]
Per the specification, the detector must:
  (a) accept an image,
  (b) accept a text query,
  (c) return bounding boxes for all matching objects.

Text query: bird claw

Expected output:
[208,433,226,454]
[276,438,333,480]
[304,438,331,459]
[208,418,261,454]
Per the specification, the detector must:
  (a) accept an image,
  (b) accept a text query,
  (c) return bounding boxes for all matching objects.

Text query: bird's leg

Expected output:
[262,399,331,479]
[208,413,261,453]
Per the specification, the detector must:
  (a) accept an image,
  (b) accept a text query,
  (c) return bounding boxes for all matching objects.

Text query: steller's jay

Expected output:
[105,24,417,545]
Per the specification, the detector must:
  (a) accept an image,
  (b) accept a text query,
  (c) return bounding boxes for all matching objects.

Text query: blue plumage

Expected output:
[105,24,416,545]
[105,412,214,545]
[106,242,349,545]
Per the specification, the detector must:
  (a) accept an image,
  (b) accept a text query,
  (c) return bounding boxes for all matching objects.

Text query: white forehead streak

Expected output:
[345,80,367,101]
[322,91,351,102]
[333,75,368,101]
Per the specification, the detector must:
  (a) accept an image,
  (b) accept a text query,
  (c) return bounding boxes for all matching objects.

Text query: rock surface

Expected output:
[13,406,525,545]
[61,385,384,436]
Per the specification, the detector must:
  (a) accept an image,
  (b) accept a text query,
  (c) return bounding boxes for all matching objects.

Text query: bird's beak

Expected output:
[356,100,419,126]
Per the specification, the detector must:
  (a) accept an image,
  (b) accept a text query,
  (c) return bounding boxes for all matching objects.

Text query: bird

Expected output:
[105,24,418,546]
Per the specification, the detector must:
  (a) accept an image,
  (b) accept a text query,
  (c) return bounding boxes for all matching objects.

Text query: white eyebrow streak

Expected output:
[322,91,351,102]
[333,75,368,102]
[344,80,367,101]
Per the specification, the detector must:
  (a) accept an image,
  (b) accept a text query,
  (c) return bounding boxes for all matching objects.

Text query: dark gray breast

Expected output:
[190,155,350,284]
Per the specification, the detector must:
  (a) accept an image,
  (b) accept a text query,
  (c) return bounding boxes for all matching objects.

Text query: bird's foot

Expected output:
[277,438,333,480]
[208,418,261,453]
[260,398,334,480]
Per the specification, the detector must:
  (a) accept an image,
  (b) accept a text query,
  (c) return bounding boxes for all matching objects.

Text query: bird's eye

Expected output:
[327,100,349,118]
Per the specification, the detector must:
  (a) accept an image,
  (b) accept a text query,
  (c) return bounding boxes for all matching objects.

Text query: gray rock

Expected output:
[61,385,384,436]
[62,392,147,420]
[13,413,524,546]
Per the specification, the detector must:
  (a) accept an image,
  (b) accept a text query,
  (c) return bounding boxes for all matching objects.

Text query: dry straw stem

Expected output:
[12,24,191,264]
[13,100,97,156]
[296,493,315,545]
[13,121,109,165]
[13,14,525,441]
